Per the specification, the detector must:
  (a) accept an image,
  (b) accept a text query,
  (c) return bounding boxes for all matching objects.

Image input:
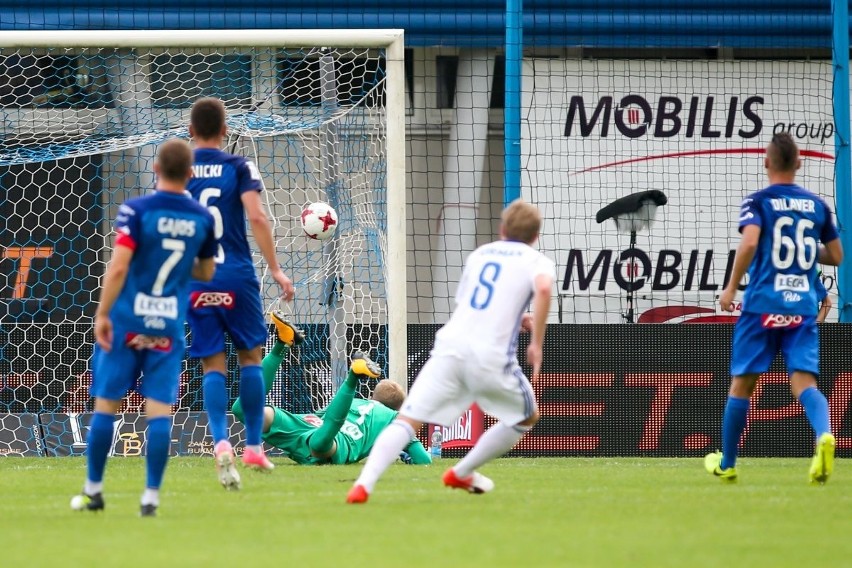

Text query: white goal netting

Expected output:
[0,31,405,456]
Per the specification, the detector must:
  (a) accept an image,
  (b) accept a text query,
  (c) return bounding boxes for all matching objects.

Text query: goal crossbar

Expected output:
[0,29,405,49]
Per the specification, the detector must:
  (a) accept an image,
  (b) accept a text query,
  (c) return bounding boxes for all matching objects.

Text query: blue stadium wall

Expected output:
[0,1,848,49]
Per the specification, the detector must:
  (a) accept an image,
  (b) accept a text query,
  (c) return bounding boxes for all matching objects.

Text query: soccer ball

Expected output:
[70,495,86,511]
[300,202,338,240]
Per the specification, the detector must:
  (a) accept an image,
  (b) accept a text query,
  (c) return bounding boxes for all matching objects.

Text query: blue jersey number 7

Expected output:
[470,262,502,310]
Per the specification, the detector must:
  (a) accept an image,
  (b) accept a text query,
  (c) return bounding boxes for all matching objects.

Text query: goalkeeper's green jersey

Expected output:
[321,398,398,464]
[263,398,427,465]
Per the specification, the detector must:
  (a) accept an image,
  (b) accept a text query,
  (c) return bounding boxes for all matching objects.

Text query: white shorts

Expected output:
[400,341,537,427]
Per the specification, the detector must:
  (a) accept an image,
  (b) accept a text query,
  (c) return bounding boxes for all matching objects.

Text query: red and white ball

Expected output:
[300,202,338,240]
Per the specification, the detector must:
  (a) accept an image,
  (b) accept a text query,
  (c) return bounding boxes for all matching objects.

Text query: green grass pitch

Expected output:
[2,457,852,567]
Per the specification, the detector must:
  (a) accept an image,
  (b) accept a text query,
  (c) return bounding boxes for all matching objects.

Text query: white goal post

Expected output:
[0,29,407,430]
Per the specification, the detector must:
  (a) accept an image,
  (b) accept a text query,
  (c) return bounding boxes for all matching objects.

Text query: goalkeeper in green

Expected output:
[230,313,431,468]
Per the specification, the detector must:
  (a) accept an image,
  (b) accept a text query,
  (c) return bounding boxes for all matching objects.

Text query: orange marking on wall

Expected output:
[4,246,54,298]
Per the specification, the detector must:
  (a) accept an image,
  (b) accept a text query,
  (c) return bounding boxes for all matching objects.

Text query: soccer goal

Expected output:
[0,29,406,454]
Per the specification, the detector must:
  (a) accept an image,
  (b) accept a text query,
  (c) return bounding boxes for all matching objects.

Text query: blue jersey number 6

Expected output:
[470,262,502,310]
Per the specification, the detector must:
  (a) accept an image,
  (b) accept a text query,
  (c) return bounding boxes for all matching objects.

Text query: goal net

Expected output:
[523,58,836,324]
[0,30,406,456]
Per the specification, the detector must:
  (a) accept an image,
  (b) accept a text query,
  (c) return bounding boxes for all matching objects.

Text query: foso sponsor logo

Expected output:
[134,292,178,319]
[190,291,235,309]
[125,333,173,351]
[761,314,804,328]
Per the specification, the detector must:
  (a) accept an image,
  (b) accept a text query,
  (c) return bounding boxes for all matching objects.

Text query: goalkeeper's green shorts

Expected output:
[262,407,321,465]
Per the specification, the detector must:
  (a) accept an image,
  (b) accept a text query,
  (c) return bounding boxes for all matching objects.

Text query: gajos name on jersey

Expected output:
[157,217,196,238]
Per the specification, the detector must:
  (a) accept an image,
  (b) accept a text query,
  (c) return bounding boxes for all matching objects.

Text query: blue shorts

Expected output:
[730,312,819,377]
[90,329,185,404]
[186,278,267,357]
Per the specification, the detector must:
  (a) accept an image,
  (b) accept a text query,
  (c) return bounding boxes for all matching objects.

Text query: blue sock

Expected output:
[799,386,831,438]
[239,365,265,447]
[203,371,228,444]
[145,416,172,489]
[720,396,749,470]
[86,412,115,484]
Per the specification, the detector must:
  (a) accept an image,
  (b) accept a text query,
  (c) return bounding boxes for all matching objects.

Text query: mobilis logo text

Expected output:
[563,95,834,142]
[562,248,738,293]
[564,95,762,139]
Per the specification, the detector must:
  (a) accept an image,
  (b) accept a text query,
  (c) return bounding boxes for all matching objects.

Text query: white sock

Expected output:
[141,488,160,507]
[84,480,103,496]
[354,420,416,493]
[454,422,530,478]
[246,445,262,454]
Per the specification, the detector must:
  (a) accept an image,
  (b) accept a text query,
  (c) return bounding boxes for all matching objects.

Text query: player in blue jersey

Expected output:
[186,97,295,490]
[72,139,217,516]
[707,132,843,484]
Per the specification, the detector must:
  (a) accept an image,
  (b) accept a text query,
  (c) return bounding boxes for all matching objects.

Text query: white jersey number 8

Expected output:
[469,262,502,310]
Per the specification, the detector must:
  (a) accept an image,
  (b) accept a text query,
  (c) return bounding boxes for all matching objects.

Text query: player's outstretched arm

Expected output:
[720,225,760,312]
[192,257,216,282]
[814,275,831,323]
[402,440,432,464]
[307,371,362,458]
[818,238,843,266]
[817,293,832,323]
[526,273,553,383]
[94,245,134,351]
[241,190,295,302]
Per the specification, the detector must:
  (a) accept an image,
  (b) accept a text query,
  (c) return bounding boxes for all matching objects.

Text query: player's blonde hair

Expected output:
[501,199,542,244]
[371,379,405,411]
